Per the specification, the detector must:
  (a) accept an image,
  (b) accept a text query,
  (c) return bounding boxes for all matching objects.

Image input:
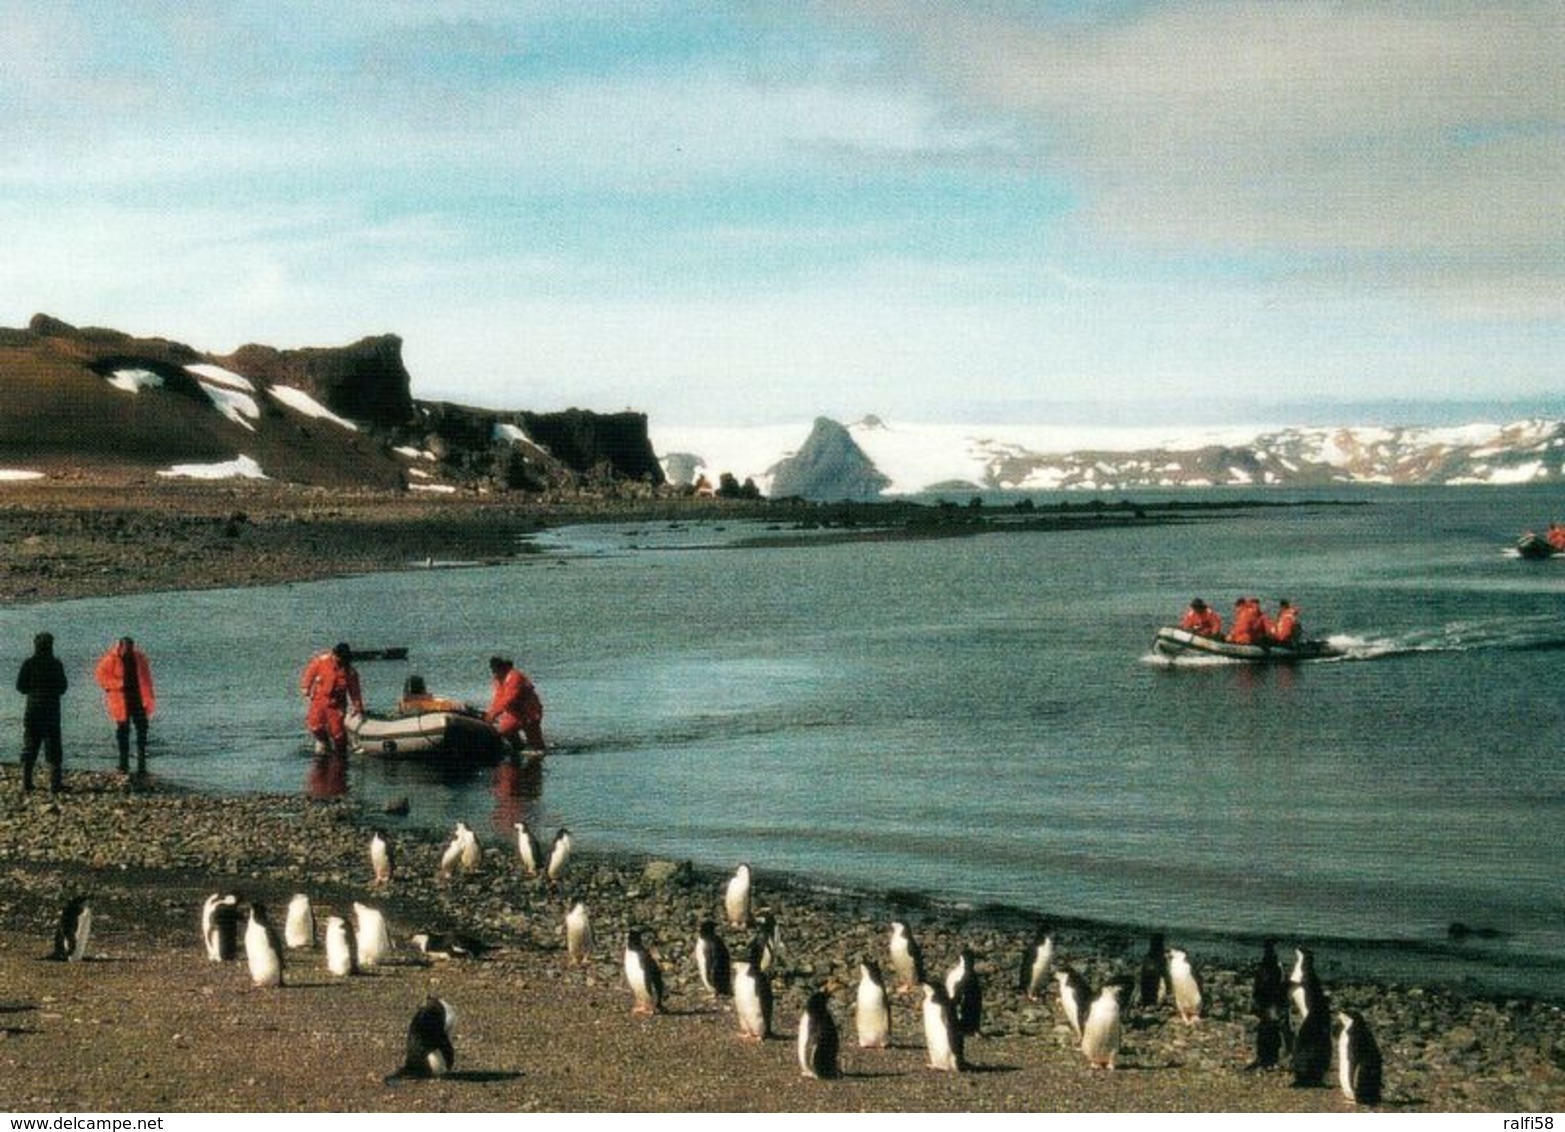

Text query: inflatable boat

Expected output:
[1152,626,1343,663]
[348,707,508,762]
[1514,534,1561,560]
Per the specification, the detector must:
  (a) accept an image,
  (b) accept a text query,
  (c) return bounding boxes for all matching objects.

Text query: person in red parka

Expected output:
[300,642,365,755]
[1179,598,1223,638]
[94,636,156,777]
[1227,597,1268,645]
[1269,600,1301,645]
[485,655,546,754]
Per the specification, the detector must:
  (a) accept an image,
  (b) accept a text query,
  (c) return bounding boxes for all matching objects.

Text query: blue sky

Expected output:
[2,1,1559,426]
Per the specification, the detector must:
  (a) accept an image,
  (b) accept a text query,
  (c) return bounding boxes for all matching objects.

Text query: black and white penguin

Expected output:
[1291,978,1333,1087]
[725,863,752,928]
[797,990,841,1079]
[565,901,593,966]
[733,939,773,1040]
[1081,978,1130,1070]
[369,829,395,885]
[695,919,732,999]
[1337,1010,1384,1105]
[439,821,479,878]
[325,915,358,977]
[1167,946,1204,1025]
[409,930,492,962]
[391,996,456,1081]
[244,902,284,988]
[1289,946,1323,1027]
[546,828,573,883]
[943,946,982,1037]
[623,929,664,1016]
[1017,926,1055,1002]
[1138,931,1169,1009]
[354,902,391,969]
[1249,939,1291,1070]
[201,893,240,962]
[855,959,891,1049]
[52,895,92,962]
[888,920,926,993]
[284,893,316,951]
[514,821,542,877]
[1056,965,1090,1039]
[920,981,964,1072]
[750,912,783,974]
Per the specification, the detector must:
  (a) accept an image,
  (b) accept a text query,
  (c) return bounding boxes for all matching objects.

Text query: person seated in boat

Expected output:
[1549,523,1565,552]
[485,655,547,754]
[1269,600,1301,646]
[1227,597,1268,646]
[396,674,468,716]
[1179,598,1223,638]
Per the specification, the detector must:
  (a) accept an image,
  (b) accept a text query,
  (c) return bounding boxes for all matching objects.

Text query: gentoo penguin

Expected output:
[1081,978,1130,1070]
[354,902,391,969]
[725,863,752,928]
[439,822,479,878]
[284,893,316,950]
[1291,978,1333,1087]
[943,946,982,1036]
[201,893,240,961]
[798,990,842,1079]
[369,829,395,885]
[733,939,773,1041]
[750,912,783,973]
[1337,1010,1384,1105]
[1167,946,1203,1025]
[1017,926,1055,1002]
[855,959,891,1049]
[546,827,573,883]
[565,901,593,966]
[695,919,732,998]
[514,821,542,877]
[244,902,284,988]
[920,982,964,1071]
[324,915,358,976]
[1056,965,1090,1039]
[623,929,664,1016]
[52,896,92,962]
[392,997,456,1080]
[1138,932,1169,1010]
[888,920,926,993]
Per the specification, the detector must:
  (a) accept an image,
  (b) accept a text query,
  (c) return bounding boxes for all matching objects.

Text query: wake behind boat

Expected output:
[1152,626,1343,663]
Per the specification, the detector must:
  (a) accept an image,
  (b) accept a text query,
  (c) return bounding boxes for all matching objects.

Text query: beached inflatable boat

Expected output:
[1152,626,1343,663]
[348,708,508,762]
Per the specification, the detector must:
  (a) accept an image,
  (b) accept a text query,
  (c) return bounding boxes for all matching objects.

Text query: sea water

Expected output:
[5,486,1564,997]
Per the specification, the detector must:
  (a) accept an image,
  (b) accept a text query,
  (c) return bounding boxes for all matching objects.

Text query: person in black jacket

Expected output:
[17,631,68,794]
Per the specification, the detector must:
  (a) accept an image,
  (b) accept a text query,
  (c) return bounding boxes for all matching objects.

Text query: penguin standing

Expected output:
[201,893,240,962]
[324,915,358,977]
[354,902,391,969]
[1056,965,1090,1039]
[284,893,316,951]
[439,822,478,878]
[1081,979,1129,1069]
[695,919,732,999]
[392,997,456,1080]
[725,863,752,928]
[750,912,783,974]
[1291,978,1333,1087]
[52,896,92,962]
[565,901,593,966]
[943,946,983,1037]
[1289,947,1322,1028]
[370,829,395,885]
[1017,926,1055,1002]
[514,821,542,877]
[733,940,773,1041]
[1337,1010,1384,1105]
[797,990,842,1079]
[623,929,664,1016]
[1249,940,1291,1070]
[888,920,926,994]
[920,982,964,1072]
[1167,947,1203,1025]
[1137,932,1169,1010]
[244,902,284,988]
[546,828,573,883]
[855,960,891,1049]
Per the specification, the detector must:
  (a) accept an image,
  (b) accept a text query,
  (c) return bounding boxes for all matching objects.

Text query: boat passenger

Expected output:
[1227,597,1267,646]
[1549,523,1565,552]
[485,656,547,754]
[1179,598,1223,638]
[396,674,467,715]
[300,642,365,756]
[1269,600,1301,646]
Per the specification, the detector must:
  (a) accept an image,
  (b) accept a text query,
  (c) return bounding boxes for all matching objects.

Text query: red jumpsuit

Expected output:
[1271,605,1300,645]
[300,652,365,754]
[1180,607,1223,637]
[487,666,545,751]
[1227,600,1267,645]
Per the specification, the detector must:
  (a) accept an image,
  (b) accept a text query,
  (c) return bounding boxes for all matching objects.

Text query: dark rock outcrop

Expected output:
[767,417,890,501]
[520,409,664,485]
[221,335,414,428]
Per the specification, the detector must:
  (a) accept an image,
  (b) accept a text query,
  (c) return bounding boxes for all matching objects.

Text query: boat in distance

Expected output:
[1151,626,1344,663]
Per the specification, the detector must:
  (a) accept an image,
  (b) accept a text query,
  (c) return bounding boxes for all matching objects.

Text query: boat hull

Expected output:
[1515,535,1560,560]
[349,710,508,763]
[1152,626,1341,663]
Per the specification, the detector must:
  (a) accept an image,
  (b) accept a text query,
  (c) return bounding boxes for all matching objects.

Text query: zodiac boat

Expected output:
[1152,626,1343,663]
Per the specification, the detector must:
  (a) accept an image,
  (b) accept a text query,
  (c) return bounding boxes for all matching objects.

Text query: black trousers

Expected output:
[21,717,63,791]
[116,710,150,769]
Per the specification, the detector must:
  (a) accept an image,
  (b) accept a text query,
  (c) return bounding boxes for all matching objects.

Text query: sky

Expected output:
[2,1,1560,427]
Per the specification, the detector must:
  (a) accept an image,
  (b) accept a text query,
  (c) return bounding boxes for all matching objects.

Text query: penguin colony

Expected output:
[35,814,1395,1105]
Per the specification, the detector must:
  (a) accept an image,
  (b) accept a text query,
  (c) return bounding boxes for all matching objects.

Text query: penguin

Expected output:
[354,902,391,969]
[409,931,492,962]
[888,920,926,993]
[943,946,982,1037]
[201,893,240,962]
[1056,965,1090,1039]
[369,829,395,885]
[1248,939,1292,1070]
[855,959,891,1049]
[733,939,773,1040]
[797,990,842,1079]
[545,827,573,883]
[1291,978,1333,1087]
[514,821,542,877]
[52,895,92,962]
[920,982,964,1071]
[725,863,752,928]
[392,996,456,1080]
[1337,1010,1384,1105]
[623,929,664,1016]
[694,919,731,999]
[284,893,316,950]
[244,902,284,988]
[1138,931,1168,1010]
[1017,926,1055,1002]
[325,915,358,976]
[439,822,478,878]
[750,912,783,973]
[565,901,593,966]
[1167,946,1203,1025]
[1081,979,1129,1070]
[1289,946,1323,1027]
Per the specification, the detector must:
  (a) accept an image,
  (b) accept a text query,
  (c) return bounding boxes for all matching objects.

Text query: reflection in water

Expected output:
[491,753,545,834]
[307,753,349,799]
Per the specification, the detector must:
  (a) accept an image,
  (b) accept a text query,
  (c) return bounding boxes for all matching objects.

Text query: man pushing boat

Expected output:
[485,655,547,754]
